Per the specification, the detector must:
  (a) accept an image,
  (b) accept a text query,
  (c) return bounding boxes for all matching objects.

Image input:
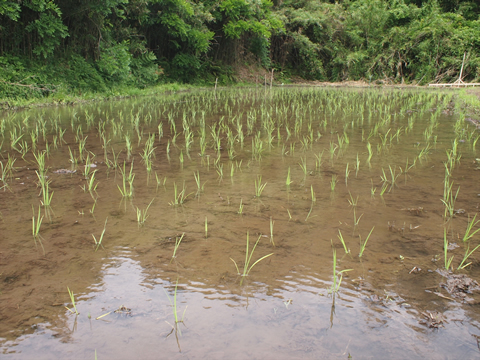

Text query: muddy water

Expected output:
[1,87,480,359]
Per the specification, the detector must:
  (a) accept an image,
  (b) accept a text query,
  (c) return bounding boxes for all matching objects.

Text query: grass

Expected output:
[230,232,273,285]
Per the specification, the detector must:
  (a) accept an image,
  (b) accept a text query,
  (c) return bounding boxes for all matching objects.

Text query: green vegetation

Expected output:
[1,0,480,106]
[330,246,353,294]
[92,218,108,252]
[66,287,79,315]
[230,232,274,285]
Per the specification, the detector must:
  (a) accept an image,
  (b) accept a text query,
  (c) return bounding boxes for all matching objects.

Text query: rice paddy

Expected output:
[1,86,480,358]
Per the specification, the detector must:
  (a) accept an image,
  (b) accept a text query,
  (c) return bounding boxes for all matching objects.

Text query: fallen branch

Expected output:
[0,78,56,93]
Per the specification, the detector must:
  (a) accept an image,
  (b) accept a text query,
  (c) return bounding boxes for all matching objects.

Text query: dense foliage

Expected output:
[0,0,479,98]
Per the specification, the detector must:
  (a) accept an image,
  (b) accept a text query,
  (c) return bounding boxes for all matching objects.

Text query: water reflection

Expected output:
[1,247,480,359]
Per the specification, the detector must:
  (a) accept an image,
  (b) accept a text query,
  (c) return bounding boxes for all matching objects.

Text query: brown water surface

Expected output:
[1,87,480,359]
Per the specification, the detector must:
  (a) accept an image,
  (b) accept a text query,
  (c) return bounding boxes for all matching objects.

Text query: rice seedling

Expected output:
[125,135,132,161]
[0,163,10,191]
[110,147,121,170]
[169,182,192,206]
[441,174,459,221]
[216,163,223,182]
[352,209,363,235]
[193,171,206,197]
[329,246,353,294]
[17,140,29,159]
[388,165,401,190]
[230,232,274,285]
[34,150,46,177]
[418,143,432,162]
[118,161,135,198]
[66,287,79,315]
[164,278,187,337]
[205,216,208,239]
[457,214,480,269]
[347,192,358,208]
[289,142,295,156]
[305,185,316,222]
[299,156,308,184]
[32,205,45,255]
[170,233,185,263]
[345,163,350,186]
[155,172,167,192]
[444,227,454,270]
[136,199,154,227]
[36,170,54,209]
[158,121,163,140]
[85,170,98,194]
[337,230,350,254]
[92,218,108,252]
[89,197,97,218]
[30,130,38,152]
[366,142,373,167]
[184,127,194,156]
[140,134,156,174]
[287,209,292,220]
[314,151,324,173]
[473,135,480,150]
[252,132,264,160]
[379,182,388,197]
[286,167,293,187]
[237,199,244,215]
[9,127,23,152]
[101,134,111,166]
[254,175,267,198]
[270,217,275,246]
[78,135,88,163]
[330,174,337,192]
[329,141,337,161]
[68,146,78,165]
[358,226,375,258]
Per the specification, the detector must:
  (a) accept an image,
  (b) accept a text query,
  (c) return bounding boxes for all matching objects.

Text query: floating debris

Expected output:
[420,311,446,329]
[401,207,424,216]
[52,169,76,174]
[440,273,480,300]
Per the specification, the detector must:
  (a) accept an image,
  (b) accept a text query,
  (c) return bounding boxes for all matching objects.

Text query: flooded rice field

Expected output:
[1,86,480,359]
